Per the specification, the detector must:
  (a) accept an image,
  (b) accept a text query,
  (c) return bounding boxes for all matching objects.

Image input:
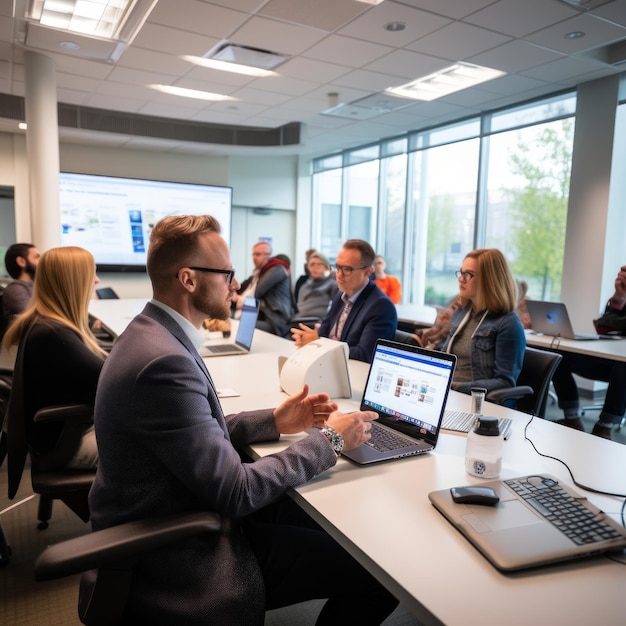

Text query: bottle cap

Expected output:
[474,416,500,436]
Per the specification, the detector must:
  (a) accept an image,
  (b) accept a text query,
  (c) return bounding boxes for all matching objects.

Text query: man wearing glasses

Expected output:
[88,215,398,624]
[291,239,397,362]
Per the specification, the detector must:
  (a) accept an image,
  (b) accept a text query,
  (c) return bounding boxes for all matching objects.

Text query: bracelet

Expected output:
[609,296,626,306]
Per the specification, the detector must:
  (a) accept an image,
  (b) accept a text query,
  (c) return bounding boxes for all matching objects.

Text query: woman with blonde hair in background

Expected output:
[441,248,526,394]
[2,246,106,469]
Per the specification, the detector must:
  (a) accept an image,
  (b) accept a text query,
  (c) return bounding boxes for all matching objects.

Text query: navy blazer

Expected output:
[318,281,397,362]
[87,303,337,624]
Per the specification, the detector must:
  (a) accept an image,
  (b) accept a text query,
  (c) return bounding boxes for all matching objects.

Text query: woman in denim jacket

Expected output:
[440,248,526,395]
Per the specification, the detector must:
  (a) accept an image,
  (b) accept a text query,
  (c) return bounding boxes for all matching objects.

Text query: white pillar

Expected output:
[562,75,619,334]
[24,50,61,252]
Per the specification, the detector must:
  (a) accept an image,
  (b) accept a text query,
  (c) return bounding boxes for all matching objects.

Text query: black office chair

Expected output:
[0,367,12,566]
[95,287,119,299]
[34,511,220,625]
[5,328,96,536]
[394,329,419,345]
[487,346,563,418]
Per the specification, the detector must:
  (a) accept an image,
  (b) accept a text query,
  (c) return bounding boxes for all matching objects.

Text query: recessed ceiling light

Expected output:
[565,31,585,39]
[59,41,80,50]
[182,55,276,77]
[18,122,27,130]
[385,63,506,101]
[385,22,407,32]
[355,0,385,5]
[149,84,236,102]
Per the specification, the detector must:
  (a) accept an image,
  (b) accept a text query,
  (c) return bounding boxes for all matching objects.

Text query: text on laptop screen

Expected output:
[363,344,454,436]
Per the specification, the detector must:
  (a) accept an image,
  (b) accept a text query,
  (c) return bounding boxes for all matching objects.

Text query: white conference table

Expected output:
[395,303,438,330]
[525,329,626,362]
[92,299,626,626]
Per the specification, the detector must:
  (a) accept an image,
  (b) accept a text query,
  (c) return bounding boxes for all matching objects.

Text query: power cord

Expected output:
[523,413,626,528]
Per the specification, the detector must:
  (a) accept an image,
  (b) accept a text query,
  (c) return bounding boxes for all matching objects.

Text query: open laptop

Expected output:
[429,474,626,571]
[199,298,259,357]
[526,300,606,340]
[342,339,456,465]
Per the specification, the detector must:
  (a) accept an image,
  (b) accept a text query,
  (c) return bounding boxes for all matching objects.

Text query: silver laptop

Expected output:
[342,339,456,465]
[200,298,259,357]
[429,474,626,571]
[526,300,605,340]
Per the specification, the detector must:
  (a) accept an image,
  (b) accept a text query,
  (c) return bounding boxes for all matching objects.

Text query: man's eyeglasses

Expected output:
[177,267,236,285]
[455,270,476,282]
[332,264,369,276]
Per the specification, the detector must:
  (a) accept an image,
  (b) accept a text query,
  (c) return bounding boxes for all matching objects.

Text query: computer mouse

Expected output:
[450,486,500,506]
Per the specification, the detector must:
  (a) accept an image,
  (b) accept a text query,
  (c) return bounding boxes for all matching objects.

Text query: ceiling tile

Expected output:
[338,3,451,47]
[464,0,579,38]
[303,34,394,67]
[259,0,368,31]
[406,21,512,61]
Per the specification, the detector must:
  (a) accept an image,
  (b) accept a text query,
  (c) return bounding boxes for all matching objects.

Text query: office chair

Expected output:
[487,347,563,418]
[0,367,12,565]
[95,287,119,299]
[394,329,419,345]
[6,329,96,535]
[34,511,220,625]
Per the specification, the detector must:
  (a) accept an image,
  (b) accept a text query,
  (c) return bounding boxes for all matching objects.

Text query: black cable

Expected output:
[522,413,626,526]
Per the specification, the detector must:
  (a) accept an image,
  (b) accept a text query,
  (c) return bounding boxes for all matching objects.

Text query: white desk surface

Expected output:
[395,304,438,328]
[525,329,626,362]
[92,299,626,626]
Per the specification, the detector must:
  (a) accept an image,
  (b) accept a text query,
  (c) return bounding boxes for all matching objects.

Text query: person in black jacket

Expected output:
[233,241,294,338]
[552,263,626,440]
[2,246,106,467]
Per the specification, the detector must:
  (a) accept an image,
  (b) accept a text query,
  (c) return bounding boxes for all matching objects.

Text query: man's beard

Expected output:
[192,285,230,321]
[24,261,36,280]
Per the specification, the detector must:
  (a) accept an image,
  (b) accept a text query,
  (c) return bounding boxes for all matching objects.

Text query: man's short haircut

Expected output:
[343,239,376,267]
[5,243,35,278]
[147,215,222,289]
[253,241,272,254]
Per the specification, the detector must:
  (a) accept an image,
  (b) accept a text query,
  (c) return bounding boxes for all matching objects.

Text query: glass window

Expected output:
[411,138,480,306]
[378,153,407,285]
[484,118,573,301]
[313,169,343,261]
[345,160,379,243]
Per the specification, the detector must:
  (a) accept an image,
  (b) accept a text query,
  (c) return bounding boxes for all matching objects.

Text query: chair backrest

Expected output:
[514,346,563,417]
[95,287,119,300]
[394,329,419,346]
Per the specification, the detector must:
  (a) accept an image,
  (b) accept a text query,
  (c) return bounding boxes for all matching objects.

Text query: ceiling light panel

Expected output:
[386,63,506,101]
[32,0,132,39]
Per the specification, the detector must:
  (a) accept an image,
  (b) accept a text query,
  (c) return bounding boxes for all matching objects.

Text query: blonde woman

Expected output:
[441,248,526,394]
[3,246,106,469]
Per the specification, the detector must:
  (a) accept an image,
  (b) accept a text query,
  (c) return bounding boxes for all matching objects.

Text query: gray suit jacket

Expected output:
[87,303,336,624]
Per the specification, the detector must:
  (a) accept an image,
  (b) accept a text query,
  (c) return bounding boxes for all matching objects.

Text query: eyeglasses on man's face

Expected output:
[455,270,477,283]
[177,266,236,285]
[332,264,369,277]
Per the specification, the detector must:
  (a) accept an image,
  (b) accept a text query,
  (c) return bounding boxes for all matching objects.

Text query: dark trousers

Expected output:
[551,352,626,425]
[244,497,399,625]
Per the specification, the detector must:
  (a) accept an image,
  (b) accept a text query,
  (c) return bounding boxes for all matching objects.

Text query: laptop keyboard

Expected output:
[205,343,244,354]
[505,476,623,545]
[366,422,415,452]
[443,410,512,440]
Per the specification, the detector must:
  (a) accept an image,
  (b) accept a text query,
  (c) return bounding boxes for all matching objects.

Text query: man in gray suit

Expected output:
[88,215,398,625]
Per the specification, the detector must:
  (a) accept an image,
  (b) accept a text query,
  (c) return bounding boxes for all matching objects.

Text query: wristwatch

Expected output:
[320,426,344,456]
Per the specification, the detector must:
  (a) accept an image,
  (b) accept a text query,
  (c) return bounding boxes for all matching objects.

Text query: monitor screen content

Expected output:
[59,172,232,271]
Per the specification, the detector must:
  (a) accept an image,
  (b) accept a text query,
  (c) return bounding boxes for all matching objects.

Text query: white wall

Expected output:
[0,137,305,297]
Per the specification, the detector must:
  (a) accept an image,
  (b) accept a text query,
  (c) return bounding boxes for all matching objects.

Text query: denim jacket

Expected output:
[441,307,526,394]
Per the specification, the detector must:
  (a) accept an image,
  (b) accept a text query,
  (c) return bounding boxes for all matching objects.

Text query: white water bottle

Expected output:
[465,416,503,479]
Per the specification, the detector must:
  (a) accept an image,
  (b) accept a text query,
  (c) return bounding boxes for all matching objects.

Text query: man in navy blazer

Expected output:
[291,239,397,362]
[87,216,397,625]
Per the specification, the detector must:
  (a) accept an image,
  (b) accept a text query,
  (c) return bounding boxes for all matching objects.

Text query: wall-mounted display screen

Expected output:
[59,172,232,272]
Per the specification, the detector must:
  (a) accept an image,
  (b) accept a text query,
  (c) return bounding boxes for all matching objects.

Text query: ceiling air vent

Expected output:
[205,42,289,70]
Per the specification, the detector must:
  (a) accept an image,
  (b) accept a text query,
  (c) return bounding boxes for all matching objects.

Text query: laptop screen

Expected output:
[361,340,456,445]
[235,298,259,349]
